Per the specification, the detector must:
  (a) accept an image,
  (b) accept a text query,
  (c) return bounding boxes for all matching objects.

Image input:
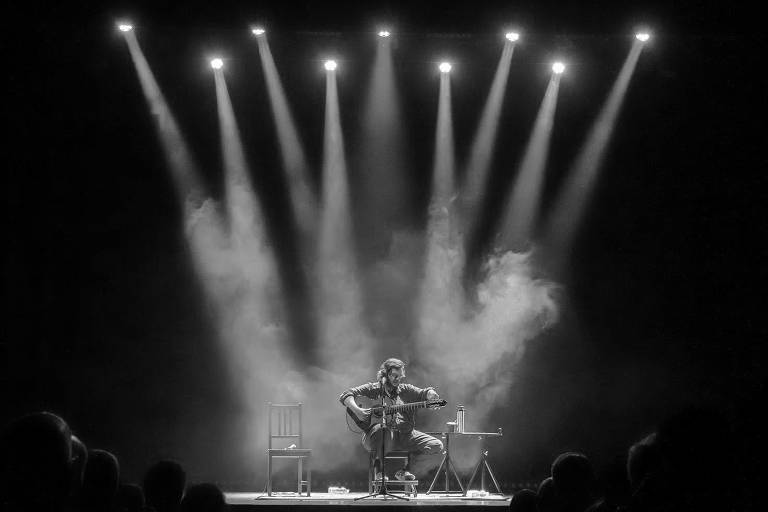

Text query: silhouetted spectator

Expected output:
[588,454,631,512]
[509,488,538,512]
[551,452,596,512]
[115,484,145,512]
[143,461,186,512]
[80,449,119,511]
[0,411,72,512]
[626,433,660,493]
[650,407,733,512]
[70,435,88,500]
[180,484,227,512]
[538,476,558,512]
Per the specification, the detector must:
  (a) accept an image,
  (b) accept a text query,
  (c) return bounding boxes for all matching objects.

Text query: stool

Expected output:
[368,451,418,497]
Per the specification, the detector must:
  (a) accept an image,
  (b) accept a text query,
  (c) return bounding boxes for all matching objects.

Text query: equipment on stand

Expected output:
[426,403,503,496]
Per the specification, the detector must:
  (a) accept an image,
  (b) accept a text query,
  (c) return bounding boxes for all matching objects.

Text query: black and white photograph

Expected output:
[4,1,764,511]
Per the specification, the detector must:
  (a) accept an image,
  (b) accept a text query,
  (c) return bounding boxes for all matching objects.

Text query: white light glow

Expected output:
[117,23,133,32]
[636,32,650,42]
[252,27,266,36]
[324,60,337,71]
[552,62,565,74]
[439,62,452,73]
[211,58,224,70]
[505,32,520,42]
[378,30,391,38]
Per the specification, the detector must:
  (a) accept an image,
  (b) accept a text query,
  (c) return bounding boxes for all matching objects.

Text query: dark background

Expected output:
[4,0,766,492]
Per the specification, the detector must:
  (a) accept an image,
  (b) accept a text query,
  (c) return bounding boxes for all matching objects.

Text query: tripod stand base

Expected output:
[465,450,502,495]
[356,478,418,500]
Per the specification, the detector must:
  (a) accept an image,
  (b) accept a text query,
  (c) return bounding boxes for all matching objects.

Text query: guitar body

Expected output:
[345,396,389,432]
[345,396,447,432]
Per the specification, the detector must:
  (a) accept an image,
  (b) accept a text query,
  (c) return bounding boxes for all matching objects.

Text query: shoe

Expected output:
[394,469,416,481]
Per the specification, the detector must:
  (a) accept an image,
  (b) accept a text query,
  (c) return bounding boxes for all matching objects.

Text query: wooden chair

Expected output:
[267,403,311,496]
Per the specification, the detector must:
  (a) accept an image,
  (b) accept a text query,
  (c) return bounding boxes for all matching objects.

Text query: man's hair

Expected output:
[376,358,405,381]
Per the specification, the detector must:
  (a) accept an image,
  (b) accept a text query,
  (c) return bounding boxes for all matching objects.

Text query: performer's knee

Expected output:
[425,438,444,454]
[362,425,383,452]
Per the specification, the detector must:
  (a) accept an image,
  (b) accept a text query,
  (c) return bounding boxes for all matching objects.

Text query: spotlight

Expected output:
[552,62,565,74]
[251,27,266,36]
[439,62,452,73]
[324,60,337,71]
[117,23,133,32]
[635,32,650,42]
[211,58,224,70]
[505,32,520,42]
[378,30,391,38]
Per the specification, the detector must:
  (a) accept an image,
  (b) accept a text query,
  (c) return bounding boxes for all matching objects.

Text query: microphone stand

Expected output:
[354,378,408,501]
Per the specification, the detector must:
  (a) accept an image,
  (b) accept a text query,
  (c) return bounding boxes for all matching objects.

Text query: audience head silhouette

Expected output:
[537,476,558,512]
[80,449,120,510]
[143,460,187,512]
[70,435,88,497]
[115,483,145,512]
[509,488,537,512]
[0,411,72,512]
[551,451,595,511]
[180,483,227,512]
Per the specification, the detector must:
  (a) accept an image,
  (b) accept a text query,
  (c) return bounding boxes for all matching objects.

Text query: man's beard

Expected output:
[386,379,401,391]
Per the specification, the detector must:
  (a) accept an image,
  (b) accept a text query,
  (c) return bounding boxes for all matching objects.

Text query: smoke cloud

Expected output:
[417,213,560,436]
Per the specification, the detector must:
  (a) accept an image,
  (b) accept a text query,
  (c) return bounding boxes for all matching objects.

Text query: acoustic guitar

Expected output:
[346,396,447,432]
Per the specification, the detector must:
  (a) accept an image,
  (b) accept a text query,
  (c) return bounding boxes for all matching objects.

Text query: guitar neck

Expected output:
[384,400,436,413]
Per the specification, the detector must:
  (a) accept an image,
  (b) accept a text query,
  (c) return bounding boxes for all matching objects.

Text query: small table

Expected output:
[425,429,503,496]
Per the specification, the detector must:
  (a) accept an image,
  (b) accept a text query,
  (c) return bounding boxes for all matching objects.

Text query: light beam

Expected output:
[542,40,646,270]
[255,34,316,235]
[459,40,515,232]
[318,65,373,369]
[120,28,205,211]
[356,22,411,353]
[499,74,562,250]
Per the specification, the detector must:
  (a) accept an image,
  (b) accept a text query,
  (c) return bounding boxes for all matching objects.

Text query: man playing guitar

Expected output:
[339,358,444,481]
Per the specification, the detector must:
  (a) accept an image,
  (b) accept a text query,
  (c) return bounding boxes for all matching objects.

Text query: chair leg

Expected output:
[267,455,273,496]
[298,458,303,495]
[307,458,311,496]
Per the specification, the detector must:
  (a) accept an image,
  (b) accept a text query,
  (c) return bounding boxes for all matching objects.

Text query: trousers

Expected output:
[362,423,444,476]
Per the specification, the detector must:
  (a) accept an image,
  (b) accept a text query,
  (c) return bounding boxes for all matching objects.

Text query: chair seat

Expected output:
[268,448,312,457]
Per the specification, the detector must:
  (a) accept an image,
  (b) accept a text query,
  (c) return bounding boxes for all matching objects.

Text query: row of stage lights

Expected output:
[117,23,651,75]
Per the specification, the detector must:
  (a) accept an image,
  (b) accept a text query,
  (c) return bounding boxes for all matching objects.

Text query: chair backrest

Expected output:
[268,403,303,449]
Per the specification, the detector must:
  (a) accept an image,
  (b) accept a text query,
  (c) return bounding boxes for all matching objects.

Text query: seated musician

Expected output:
[339,358,444,481]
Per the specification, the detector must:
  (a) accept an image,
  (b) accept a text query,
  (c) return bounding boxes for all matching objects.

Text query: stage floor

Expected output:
[226,492,510,509]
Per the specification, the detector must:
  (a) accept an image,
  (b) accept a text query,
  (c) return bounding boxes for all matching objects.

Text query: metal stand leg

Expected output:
[426,435,465,495]
[465,448,502,495]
